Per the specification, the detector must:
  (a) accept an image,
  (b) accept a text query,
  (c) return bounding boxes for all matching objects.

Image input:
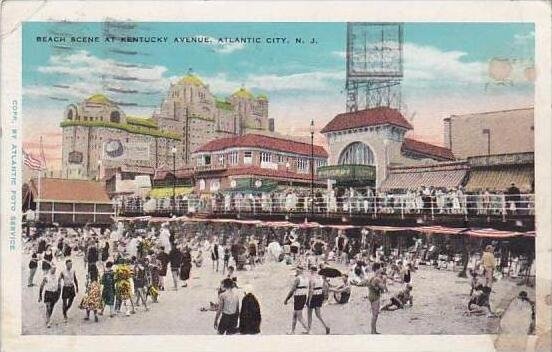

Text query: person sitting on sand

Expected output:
[381,284,413,311]
[330,275,351,304]
[466,284,494,316]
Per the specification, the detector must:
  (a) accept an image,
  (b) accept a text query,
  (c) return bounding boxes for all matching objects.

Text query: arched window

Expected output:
[67,109,73,120]
[110,111,121,123]
[338,142,375,165]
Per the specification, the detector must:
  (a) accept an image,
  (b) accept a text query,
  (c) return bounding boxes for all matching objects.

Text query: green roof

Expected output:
[126,116,158,128]
[215,99,234,111]
[232,87,254,99]
[178,74,204,86]
[86,94,112,105]
[60,119,181,140]
[257,94,268,101]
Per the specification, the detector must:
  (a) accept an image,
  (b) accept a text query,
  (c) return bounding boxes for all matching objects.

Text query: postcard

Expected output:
[1,1,551,351]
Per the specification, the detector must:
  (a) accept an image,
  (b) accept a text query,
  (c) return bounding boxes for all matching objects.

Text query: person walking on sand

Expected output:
[362,262,386,334]
[211,239,220,272]
[59,259,79,323]
[481,245,496,287]
[28,252,39,287]
[81,265,102,322]
[284,265,309,334]
[169,245,182,291]
[38,266,61,328]
[214,278,240,335]
[100,261,116,318]
[306,266,330,334]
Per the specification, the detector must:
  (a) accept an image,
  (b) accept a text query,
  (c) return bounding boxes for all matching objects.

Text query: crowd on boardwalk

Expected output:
[24,219,535,335]
[120,183,534,217]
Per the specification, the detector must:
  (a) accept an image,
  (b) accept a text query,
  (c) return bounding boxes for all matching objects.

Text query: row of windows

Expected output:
[197,150,327,169]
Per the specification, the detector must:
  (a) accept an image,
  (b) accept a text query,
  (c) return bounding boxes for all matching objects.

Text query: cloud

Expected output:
[513,31,535,45]
[201,70,343,95]
[29,50,173,104]
[331,51,346,59]
[403,43,486,86]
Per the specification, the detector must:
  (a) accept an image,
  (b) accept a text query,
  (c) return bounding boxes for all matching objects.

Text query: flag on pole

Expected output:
[23,150,45,171]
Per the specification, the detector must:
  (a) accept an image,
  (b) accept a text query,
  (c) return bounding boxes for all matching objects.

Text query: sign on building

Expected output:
[103,139,150,161]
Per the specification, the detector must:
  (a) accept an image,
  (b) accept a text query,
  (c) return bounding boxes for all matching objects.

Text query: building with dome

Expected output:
[60,73,273,180]
[319,107,455,189]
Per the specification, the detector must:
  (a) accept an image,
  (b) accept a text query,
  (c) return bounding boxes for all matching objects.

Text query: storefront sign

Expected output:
[317,164,376,181]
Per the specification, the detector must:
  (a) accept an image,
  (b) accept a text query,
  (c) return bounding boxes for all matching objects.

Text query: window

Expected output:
[260,152,271,163]
[277,154,285,163]
[228,152,238,165]
[244,151,252,164]
[110,111,121,123]
[297,158,308,172]
[338,142,375,165]
[316,159,327,168]
[218,154,225,166]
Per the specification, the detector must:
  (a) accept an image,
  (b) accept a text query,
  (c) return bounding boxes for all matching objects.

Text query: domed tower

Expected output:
[228,87,255,135]
[255,94,270,130]
[61,93,126,179]
[160,71,215,121]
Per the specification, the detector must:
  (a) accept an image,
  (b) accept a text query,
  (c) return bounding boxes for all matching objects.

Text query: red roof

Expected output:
[153,168,194,180]
[194,133,328,158]
[402,138,455,160]
[29,178,111,203]
[321,107,413,133]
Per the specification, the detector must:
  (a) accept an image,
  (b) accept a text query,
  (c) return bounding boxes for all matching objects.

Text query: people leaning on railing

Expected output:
[117,186,534,217]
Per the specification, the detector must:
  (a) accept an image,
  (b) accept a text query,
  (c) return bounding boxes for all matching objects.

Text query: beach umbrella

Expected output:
[319,267,342,278]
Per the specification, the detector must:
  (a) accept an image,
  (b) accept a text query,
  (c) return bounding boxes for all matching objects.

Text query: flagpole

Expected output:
[37,168,42,222]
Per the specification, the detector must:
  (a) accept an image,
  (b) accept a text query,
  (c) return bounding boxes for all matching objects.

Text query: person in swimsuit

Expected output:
[214,278,240,335]
[39,266,60,328]
[42,245,54,276]
[58,259,79,323]
[284,265,309,334]
[363,262,386,334]
[211,239,220,272]
[306,266,330,334]
[381,284,413,311]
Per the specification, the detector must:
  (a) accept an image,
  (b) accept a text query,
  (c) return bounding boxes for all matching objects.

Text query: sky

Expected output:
[22,22,535,168]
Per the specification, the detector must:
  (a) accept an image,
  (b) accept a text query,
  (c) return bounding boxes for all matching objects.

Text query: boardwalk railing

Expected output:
[118,193,534,221]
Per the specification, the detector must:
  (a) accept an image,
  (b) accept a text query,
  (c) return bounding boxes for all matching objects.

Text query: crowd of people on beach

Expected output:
[24,220,535,335]
[119,183,534,217]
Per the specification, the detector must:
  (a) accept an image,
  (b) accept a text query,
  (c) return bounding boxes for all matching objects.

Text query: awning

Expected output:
[380,168,467,191]
[465,165,533,192]
[464,228,523,238]
[148,186,194,198]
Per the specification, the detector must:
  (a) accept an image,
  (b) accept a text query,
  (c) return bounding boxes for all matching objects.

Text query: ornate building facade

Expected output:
[60,73,273,179]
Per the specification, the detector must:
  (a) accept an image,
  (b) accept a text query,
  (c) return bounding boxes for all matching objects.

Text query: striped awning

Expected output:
[464,228,522,238]
[415,226,467,235]
[380,169,467,191]
[465,165,533,192]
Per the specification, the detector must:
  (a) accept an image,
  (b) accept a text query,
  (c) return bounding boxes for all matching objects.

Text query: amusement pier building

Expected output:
[319,107,454,188]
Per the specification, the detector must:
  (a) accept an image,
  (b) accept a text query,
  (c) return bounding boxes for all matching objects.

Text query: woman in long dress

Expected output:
[101,261,116,317]
[81,265,103,322]
[179,247,192,287]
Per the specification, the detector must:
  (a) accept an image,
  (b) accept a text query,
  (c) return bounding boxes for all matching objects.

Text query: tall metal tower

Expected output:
[346,23,404,112]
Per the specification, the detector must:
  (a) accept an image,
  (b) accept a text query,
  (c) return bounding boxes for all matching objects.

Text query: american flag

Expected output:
[23,150,45,171]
